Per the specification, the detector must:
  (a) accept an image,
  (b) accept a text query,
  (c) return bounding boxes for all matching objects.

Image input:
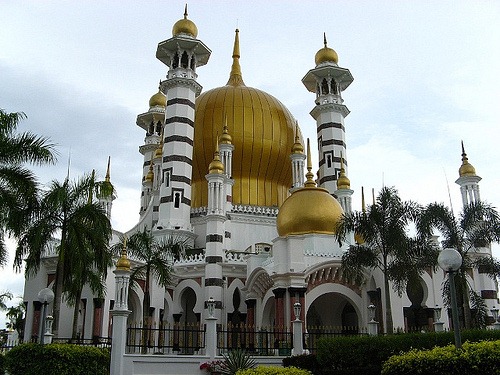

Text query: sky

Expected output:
[1,0,499,328]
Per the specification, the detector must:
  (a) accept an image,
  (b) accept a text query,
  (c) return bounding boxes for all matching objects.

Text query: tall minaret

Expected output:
[136,85,165,216]
[302,33,354,195]
[97,157,116,220]
[290,123,306,192]
[204,143,227,320]
[155,6,211,232]
[219,119,234,250]
[455,141,481,206]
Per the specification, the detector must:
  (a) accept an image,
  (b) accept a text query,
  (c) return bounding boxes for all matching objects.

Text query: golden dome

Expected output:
[191,29,300,207]
[149,89,166,108]
[315,33,338,65]
[459,141,476,177]
[116,242,131,271]
[277,139,343,236]
[172,5,198,38]
[208,152,224,174]
[336,156,350,190]
[219,119,232,145]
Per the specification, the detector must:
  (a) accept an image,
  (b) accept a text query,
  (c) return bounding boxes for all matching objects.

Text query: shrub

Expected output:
[237,366,312,375]
[293,330,500,375]
[220,349,256,375]
[0,352,4,374]
[382,340,500,375]
[5,343,110,375]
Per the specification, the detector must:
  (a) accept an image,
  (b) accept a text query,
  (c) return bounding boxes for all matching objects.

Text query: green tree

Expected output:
[6,298,25,337]
[336,186,438,333]
[0,109,56,267]
[113,228,189,349]
[420,201,500,329]
[14,173,112,337]
[0,290,13,310]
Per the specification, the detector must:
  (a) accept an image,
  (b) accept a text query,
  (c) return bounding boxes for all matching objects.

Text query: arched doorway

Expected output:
[178,287,199,353]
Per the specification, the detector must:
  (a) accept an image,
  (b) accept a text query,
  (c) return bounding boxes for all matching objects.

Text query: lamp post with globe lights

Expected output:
[37,288,55,344]
[437,248,462,348]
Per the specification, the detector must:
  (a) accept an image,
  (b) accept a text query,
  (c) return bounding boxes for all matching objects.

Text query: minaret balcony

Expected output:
[167,67,198,80]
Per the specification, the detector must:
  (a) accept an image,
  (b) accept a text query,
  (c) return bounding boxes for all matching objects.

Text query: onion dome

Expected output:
[336,155,350,190]
[145,160,154,183]
[208,140,224,174]
[459,141,476,177]
[116,240,131,271]
[291,123,304,154]
[277,139,343,236]
[192,29,301,207]
[219,117,232,145]
[172,5,198,38]
[149,87,166,108]
[315,33,338,66]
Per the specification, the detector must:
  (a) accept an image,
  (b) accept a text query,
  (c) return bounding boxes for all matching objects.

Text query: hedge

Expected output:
[237,366,312,375]
[284,330,500,375]
[5,343,110,375]
[382,340,500,375]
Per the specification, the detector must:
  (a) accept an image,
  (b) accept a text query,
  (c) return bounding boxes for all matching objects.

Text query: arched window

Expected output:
[327,154,332,168]
[174,192,180,208]
[172,53,179,69]
[321,78,329,95]
[181,51,189,68]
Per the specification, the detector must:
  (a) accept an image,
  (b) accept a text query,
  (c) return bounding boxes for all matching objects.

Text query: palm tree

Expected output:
[0,109,56,267]
[336,186,438,333]
[0,290,13,310]
[6,298,26,338]
[113,228,189,349]
[420,201,500,328]
[14,173,112,337]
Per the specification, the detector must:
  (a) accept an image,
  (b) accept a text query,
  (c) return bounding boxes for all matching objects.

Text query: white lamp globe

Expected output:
[438,248,462,272]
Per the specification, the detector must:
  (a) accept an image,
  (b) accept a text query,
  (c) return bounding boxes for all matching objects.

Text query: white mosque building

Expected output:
[21,9,498,344]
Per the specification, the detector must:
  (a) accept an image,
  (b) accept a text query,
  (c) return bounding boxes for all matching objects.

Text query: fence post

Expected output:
[43,315,54,344]
[205,297,217,360]
[110,245,132,375]
[292,302,303,356]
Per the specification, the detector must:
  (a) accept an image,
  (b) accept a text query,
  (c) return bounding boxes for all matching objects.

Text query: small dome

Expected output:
[459,142,477,177]
[291,141,304,154]
[145,162,154,183]
[116,250,131,271]
[220,123,232,145]
[149,90,166,108]
[277,186,344,236]
[315,33,338,65]
[172,6,198,38]
[208,151,224,174]
[336,158,350,190]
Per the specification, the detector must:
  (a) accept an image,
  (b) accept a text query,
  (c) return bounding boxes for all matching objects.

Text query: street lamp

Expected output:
[37,288,55,344]
[293,302,301,321]
[438,248,462,348]
[207,297,216,318]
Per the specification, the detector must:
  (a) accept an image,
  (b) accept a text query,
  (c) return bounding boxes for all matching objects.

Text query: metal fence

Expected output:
[305,326,367,353]
[126,322,205,354]
[51,337,112,349]
[217,323,293,356]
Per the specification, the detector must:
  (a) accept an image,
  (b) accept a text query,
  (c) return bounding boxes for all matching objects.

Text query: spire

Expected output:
[227,29,245,86]
[219,114,233,144]
[145,159,154,183]
[372,188,375,205]
[304,138,316,187]
[336,152,350,190]
[209,134,224,174]
[459,140,477,177]
[324,32,328,48]
[291,122,304,154]
[184,3,188,19]
[105,156,111,183]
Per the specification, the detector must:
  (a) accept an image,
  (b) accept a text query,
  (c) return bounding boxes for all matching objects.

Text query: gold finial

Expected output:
[220,114,232,144]
[459,141,476,177]
[291,121,304,154]
[154,128,164,159]
[116,237,131,271]
[105,156,111,182]
[336,152,350,190]
[209,133,224,174]
[304,138,316,187]
[227,29,245,86]
[184,3,188,18]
